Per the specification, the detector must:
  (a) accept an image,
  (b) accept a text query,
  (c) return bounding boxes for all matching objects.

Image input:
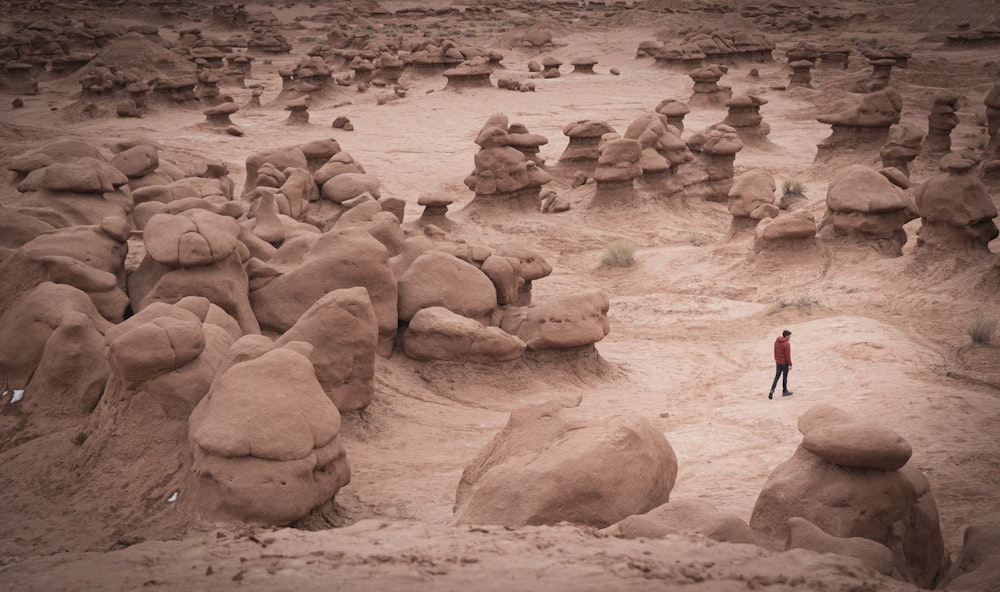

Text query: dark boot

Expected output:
[768,390,773,399]
[782,390,794,397]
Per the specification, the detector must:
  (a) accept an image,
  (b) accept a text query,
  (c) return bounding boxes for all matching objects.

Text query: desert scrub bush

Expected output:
[601,239,636,268]
[262,58,272,65]
[767,294,820,314]
[967,314,996,345]
[687,231,708,246]
[974,113,988,127]
[782,177,806,197]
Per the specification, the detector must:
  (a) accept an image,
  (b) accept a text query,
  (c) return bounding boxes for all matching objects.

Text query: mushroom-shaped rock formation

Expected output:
[653,42,706,71]
[623,113,693,178]
[541,56,562,78]
[815,88,903,163]
[506,122,549,166]
[559,119,617,171]
[914,152,999,251]
[248,32,292,54]
[603,498,755,544]
[654,98,690,132]
[152,75,198,105]
[402,306,526,363]
[688,64,731,109]
[636,40,664,57]
[349,56,375,84]
[862,58,896,93]
[1,62,39,95]
[787,60,814,89]
[570,56,597,74]
[817,44,852,69]
[464,113,553,211]
[374,52,404,84]
[722,94,771,145]
[820,164,918,256]
[202,101,239,128]
[129,209,259,335]
[415,195,456,229]
[195,70,222,104]
[186,338,350,525]
[728,170,777,234]
[750,404,949,589]
[591,137,643,202]
[689,124,743,201]
[443,57,492,91]
[754,209,817,252]
[452,395,677,528]
[284,98,309,125]
[925,94,960,154]
[863,48,911,68]
[879,122,925,176]
[785,42,820,64]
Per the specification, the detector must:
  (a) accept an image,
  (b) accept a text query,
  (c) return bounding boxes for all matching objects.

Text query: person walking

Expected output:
[769,330,793,399]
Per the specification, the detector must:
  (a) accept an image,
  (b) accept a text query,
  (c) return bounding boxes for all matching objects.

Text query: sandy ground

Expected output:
[0,1,998,590]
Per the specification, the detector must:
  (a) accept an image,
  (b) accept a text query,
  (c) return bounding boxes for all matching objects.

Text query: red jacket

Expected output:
[774,336,792,365]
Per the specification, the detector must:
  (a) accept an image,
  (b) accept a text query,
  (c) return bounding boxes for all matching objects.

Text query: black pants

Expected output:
[770,364,789,392]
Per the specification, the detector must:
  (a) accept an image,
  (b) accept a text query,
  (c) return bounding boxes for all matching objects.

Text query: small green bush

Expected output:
[601,239,636,268]
[967,315,997,345]
[974,113,988,127]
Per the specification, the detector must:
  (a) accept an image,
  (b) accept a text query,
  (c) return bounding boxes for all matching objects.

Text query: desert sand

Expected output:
[1,0,999,590]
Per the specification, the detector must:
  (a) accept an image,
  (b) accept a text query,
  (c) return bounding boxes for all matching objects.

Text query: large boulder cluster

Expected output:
[1,130,608,529]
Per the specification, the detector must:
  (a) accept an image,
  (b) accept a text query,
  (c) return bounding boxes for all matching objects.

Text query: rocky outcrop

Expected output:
[914,152,999,252]
[750,404,950,589]
[186,338,350,525]
[464,113,553,211]
[453,395,677,528]
[688,64,732,109]
[820,164,918,256]
[815,88,903,164]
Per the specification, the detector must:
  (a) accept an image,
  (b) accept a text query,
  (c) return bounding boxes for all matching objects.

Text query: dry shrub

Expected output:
[967,314,997,345]
[601,239,636,268]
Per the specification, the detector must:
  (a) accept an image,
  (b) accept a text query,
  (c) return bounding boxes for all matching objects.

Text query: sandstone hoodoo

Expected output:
[914,152,999,252]
[688,64,732,109]
[465,113,554,211]
[1,2,998,589]
[815,88,903,164]
[819,164,918,256]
